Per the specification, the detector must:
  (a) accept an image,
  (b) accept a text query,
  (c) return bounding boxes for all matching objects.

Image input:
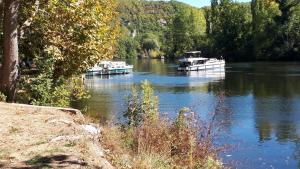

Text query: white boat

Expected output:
[86,61,133,76]
[177,51,225,71]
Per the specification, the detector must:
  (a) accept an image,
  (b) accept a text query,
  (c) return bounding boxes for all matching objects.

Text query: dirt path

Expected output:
[0,103,113,169]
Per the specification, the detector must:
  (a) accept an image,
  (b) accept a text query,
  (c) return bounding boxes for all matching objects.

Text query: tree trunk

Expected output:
[0,0,4,57]
[0,0,3,20]
[0,0,19,101]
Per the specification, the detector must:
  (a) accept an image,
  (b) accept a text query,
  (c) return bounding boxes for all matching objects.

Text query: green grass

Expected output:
[0,150,8,160]
[34,140,47,146]
[8,126,21,134]
[64,141,76,147]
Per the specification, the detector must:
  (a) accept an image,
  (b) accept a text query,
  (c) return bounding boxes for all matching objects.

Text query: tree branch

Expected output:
[19,0,40,39]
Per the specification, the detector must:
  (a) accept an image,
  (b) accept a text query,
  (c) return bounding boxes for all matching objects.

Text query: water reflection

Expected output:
[220,63,300,142]
[75,60,300,168]
[178,69,225,79]
[214,62,300,168]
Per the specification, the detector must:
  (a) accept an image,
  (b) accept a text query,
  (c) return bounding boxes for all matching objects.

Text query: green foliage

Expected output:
[271,1,300,60]
[20,75,89,107]
[10,0,118,105]
[50,0,118,77]
[209,0,253,61]
[116,32,140,59]
[0,92,6,102]
[251,0,281,60]
[141,33,160,52]
[169,8,194,57]
[116,0,300,61]
[141,33,161,58]
[250,0,300,60]
[166,2,207,58]
[116,0,206,59]
[174,107,190,129]
[124,85,141,126]
[141,80,159,121]
[124,80,159,126]
[19,51,89,107]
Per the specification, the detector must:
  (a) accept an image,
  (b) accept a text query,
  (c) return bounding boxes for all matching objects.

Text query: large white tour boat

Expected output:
[177,51,225,71]
[86,61,133,76]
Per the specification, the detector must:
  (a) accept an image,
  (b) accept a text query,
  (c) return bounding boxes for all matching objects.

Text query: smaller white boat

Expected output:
[177,51,225,71]
[86,61,133,76]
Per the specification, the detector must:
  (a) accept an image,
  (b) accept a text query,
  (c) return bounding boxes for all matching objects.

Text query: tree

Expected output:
[0,0,4,60]
[271,0,300,60]
[211,0,252,61]
[169,4,198,57]
[0,0,119,103]
[275,0,300,24]
[251,0,280,60]
[33,0,119,79]
[251,0,300,60]
[0,0,20,101]
[116,28,139,59]
[210,0,219,34]
[141,33,160,58]
[20,0,119,106]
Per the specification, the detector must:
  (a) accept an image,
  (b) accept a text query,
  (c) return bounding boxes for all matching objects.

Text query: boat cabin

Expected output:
[179,58,208,67]
[177,51,225,71]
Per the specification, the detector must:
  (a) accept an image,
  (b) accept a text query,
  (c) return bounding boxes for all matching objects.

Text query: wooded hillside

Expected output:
[116,0,207,59]
[116,0,300,61]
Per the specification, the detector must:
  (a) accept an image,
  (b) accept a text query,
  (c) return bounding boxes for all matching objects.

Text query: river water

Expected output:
[76,59,300,169]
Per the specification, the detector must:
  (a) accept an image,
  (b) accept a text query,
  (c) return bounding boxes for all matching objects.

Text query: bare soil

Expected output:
[0,102,113,169]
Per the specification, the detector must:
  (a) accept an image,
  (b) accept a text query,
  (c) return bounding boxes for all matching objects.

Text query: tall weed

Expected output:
[101,81,224,169]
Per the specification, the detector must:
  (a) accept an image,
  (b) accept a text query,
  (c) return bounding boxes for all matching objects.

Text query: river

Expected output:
[75,59,300,169]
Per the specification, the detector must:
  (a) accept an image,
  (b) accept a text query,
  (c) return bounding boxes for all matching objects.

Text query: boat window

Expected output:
[194,60,204,64]
[180,62,191,67]
[184,52,201,58]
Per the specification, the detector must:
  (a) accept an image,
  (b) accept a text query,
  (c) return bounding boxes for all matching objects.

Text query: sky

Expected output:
[176,0,250,7]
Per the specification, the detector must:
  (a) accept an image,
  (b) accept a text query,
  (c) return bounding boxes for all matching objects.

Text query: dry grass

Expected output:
[0,102,113,169]
[101,113,223,169]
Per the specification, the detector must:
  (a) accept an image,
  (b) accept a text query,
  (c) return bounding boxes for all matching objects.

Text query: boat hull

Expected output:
[86,68,133,76]
[86,61,133,76]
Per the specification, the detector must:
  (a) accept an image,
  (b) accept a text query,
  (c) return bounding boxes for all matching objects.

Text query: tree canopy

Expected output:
[0,0,119,104]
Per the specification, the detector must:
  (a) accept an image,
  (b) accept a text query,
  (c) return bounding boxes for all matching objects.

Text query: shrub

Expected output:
[102,81,224,169]
[19,75,89,107]
[124,80,159,126]
[124,85,142,126]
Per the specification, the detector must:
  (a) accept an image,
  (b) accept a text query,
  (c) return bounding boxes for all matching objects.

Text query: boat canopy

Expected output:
[184,51,202,58]
[179,57,208,63]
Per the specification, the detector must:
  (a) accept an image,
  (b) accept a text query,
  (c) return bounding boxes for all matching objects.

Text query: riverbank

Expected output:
[0,102,113,168]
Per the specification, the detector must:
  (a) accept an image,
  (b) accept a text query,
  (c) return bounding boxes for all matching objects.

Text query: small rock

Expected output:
[81,125,100,135]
